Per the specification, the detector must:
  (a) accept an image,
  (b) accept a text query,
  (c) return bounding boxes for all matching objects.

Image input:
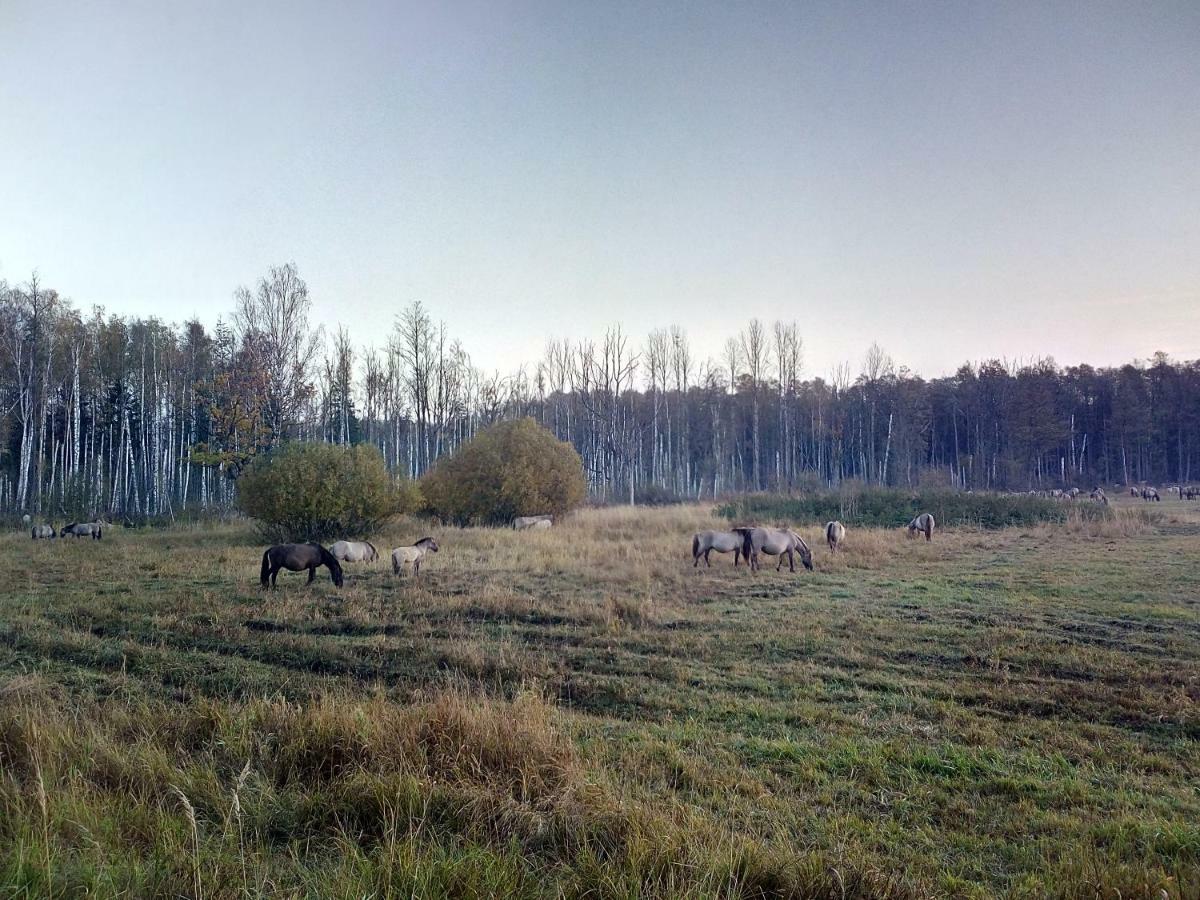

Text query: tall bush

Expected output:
[420,418,587,526]
[237,442,417,541]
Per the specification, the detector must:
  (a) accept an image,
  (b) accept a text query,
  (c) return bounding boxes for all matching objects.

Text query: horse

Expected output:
[329,540,379,563]
[1090,488,1109,505]
[907,513,935,542]
[60,522,102,540]
[691,530,746,567]
[30,524,56,539]
[1130,486,1140,497]
[739,527,813,572]
[1185,486,1199,500]
[392,537,439,576]
[260,543,344,588]
[1142,487,1160,502]
[512,515,553,530]
[825,521,845,552]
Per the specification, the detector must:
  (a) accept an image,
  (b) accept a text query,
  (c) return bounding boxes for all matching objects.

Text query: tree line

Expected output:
[2,264,1197,517]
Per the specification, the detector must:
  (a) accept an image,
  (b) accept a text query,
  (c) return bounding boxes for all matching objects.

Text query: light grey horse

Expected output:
[691,530,746,567]
[392,537,439,576]
[60,522,102,540]
[330,540,379,563]
[907,513,935,542]
[31,524,56,539]
[1142,487,1160,502]
[739,527,813,572]
[825,521,846,552]
[1090,488,1108,506]
[512,515,553,530]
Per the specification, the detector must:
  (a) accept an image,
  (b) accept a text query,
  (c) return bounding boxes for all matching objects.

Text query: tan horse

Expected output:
[60,522,102,540]
[512,515,553,530]
[907,513,935,542]
[392,537,439,576]
[330,540,379,563]
[825,521,845,552]
[692,530,746,567]
[739,527,813,572]
[1090,488,1108,506]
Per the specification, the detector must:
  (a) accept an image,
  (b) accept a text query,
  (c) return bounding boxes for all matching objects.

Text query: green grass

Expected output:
[716,488,1110,528]
[0,502,1198,898]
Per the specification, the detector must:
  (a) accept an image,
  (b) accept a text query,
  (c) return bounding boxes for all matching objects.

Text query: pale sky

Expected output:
[2,1,1197,380]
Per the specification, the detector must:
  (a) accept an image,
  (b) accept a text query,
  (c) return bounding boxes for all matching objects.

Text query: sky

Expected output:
[1,0,1197,381]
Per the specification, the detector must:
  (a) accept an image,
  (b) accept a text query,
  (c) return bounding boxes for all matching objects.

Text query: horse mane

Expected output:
[417,536,434,546]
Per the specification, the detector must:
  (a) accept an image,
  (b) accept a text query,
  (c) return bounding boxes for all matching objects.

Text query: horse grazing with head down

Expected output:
[260,543,344,588]
[691,530,746,567]
[329,540,379,563]
[825,521,846,552]
[60,522,102,540]
[739,527,813,572]
[31,524,56,540]
[392,537,438,576]
[907,513,935,542]
[512,515,553,530]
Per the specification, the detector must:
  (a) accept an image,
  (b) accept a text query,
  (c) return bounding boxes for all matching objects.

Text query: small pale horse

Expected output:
[691,530,746,567]
[907,513,935,542]
[392,537,439,576]
[512,515,553,530]
[60,522,102,540]
[329,540,379,563]
[740,527,814,572]
[31,524,56,540]
[825,521,846,552]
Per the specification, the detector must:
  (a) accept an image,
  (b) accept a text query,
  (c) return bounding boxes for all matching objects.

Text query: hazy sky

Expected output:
[2,1,1197,379]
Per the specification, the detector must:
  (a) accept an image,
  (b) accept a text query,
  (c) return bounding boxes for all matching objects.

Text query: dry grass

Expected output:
[1,500,1199,897]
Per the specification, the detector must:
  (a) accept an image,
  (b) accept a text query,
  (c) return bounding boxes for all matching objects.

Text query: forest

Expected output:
[2,264,1197,517]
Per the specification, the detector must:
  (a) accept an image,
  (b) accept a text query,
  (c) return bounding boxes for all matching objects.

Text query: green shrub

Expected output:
[717,488,1078,529]
[237,442,418,541]
[420,418,587,526]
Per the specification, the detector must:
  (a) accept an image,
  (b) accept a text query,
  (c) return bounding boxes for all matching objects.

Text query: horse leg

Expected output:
[704,548,713,567]
[307,567,316,584]
[271,567,279,588]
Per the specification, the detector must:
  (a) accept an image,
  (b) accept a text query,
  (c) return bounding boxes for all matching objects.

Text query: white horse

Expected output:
[825,521,845,552]
[691,530,746,567]
[391,537,439,576]
[907,513,935,542]
[329,540,379,563]
[739,527,813,572]
[512,515,553,530]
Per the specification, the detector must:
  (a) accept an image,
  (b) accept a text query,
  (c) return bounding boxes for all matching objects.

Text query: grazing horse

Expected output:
[1142,487,1160,502]
[392,537,439,576]
[329,540,379,563]
[907,513,935,542]
[825,521,846,552]
[1130,486,1140,497]
[60,522,102,540]
[739,527,813,572]
[512,515,553,530]
[691,530,746,567]
[260,543,344,588]
[1090,488,1109,506]
[31,524,56,540]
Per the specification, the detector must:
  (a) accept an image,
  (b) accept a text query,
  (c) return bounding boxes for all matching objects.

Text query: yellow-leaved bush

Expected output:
[420,418,586,526]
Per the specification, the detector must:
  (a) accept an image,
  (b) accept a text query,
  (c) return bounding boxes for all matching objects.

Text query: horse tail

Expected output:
[366,541,378,561]
[260,550,272,587]
[692,533,700,559]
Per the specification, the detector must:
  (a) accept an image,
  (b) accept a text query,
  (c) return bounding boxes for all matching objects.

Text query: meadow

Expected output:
[0,497,1198,898]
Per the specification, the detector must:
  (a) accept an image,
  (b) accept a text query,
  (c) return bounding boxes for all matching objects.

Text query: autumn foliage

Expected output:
[420,418,587,526]
[237,442,418,540]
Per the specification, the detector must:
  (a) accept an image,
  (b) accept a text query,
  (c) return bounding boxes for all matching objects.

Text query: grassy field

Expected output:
[1,496,1198,898]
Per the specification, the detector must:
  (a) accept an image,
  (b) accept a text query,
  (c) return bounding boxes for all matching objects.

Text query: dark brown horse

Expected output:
[260,543,344,588]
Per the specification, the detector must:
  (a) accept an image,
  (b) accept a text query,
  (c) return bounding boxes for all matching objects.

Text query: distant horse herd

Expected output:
[21,483,1198,590]
[692,513,937,572]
